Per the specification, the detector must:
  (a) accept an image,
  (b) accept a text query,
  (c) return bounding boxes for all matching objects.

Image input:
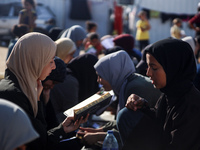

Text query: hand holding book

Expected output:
[62,114,89,133]
[64,90,114,121]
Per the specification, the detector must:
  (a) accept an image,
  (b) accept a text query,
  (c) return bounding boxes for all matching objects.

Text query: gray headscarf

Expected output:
[0,99,39,150]
[94,50,136,95]
[60,25,86,57]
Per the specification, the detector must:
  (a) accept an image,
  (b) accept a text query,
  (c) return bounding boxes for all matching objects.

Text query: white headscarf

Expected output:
[94,50,136,95]
[55,38,76,61]
[6,32,56,116]
[0,99,39,150]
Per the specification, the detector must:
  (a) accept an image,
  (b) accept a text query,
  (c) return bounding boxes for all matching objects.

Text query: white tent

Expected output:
[138,0,200,15]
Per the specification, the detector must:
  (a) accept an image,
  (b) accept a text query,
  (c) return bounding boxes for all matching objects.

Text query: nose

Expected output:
[146,67,151,77]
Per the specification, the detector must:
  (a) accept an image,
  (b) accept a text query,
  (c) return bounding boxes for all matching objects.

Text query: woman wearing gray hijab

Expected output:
[79,50,161,148]
[94,50,161,111]
[59,25,86,57]
[0,99,39,150]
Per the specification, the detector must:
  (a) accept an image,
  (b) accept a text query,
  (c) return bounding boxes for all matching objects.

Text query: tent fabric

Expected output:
[138,0,200,15]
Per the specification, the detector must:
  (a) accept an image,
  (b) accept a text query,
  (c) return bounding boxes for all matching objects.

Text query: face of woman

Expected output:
[146,53,167,89]
[97,74,112,91]
[39,58,56,81]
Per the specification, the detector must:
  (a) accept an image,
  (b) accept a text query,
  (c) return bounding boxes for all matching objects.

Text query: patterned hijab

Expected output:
[6,32,56,116]
[94,50,135,95]
[0,99,39,150]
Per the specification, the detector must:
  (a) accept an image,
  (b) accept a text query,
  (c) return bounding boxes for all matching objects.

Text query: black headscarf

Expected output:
[145,38,196,98]
[67,53,100,102]
[43,56,67,83]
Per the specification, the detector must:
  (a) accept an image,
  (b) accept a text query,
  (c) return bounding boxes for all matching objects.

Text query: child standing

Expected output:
[136,10,151,52]
[170,18,185,39]
[19,0,37,32]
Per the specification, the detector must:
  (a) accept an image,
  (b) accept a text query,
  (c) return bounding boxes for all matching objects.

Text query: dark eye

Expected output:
[152,67,158,71]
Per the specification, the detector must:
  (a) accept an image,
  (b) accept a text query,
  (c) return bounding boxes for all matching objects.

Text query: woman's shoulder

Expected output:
[0,69,27,100]
[128,73,151,83]
[125,73,155,94]
[0,78,34,116]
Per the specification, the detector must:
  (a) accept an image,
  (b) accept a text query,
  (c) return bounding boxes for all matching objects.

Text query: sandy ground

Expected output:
[0,46,7,79]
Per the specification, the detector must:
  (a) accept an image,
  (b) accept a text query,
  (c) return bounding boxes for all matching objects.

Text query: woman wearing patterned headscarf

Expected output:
[118,38,200,150]
[0,32,88,150]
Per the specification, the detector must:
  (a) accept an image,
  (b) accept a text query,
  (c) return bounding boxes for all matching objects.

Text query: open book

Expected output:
[63,90,114,121]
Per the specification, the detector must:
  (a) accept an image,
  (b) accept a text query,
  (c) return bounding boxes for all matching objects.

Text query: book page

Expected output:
[63,91,113,117]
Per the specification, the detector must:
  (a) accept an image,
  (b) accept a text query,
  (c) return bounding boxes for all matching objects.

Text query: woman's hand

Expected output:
[37,79,43,101]
[79,126,103,133]
[125,94,145,111]
[62,114,89,133]
[82,132,106,145]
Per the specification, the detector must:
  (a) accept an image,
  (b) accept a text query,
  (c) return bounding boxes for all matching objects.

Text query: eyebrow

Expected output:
[148,63,157,67]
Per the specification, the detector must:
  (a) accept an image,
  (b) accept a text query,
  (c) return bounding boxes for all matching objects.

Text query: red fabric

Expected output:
[114,5,123,34]
[85,41,103,54]
[113,34,134,54]
[188,13,200,24]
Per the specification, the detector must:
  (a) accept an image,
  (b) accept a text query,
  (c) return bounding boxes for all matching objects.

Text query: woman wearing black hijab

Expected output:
[50,53,100,122]
[67,53,100,102]
[117,38,200,150]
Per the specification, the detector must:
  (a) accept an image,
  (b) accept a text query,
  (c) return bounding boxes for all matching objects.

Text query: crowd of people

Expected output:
[1,0,200,150]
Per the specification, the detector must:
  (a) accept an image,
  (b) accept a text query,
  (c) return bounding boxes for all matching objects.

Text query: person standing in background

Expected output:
[188,2,200,37]
[170,18,185,39]
[136,10,151,52]
[19,0,37,32]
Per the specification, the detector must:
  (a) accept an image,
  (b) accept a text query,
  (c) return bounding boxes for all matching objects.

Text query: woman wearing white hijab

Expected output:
[0,99,39,150]
[0,32,88,150]
[55,37,76,64]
